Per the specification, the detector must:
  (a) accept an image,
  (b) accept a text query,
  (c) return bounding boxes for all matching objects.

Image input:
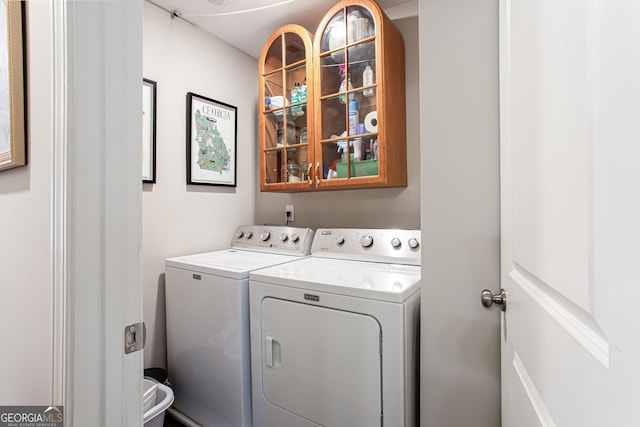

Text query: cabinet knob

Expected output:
[307,163,313,186]
[315,162,321,185]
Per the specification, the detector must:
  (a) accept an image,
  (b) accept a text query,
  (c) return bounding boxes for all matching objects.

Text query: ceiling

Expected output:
[147,0,417,59]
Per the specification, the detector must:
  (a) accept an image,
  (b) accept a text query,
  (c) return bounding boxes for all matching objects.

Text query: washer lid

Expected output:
[165,249,304,279]
[250,257,421,303]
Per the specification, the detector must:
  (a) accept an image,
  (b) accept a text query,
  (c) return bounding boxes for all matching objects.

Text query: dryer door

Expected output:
[261,297,382,426]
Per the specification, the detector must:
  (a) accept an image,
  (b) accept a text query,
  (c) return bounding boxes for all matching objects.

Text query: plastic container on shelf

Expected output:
[338,69,354,104]
[353,137,363,161]
[143,382,174,427]
[348,101,359,135]
[363,63,375,97]
[265,96,289,116]
[300,78,307,104]
[292,83,304,116]
[336,155,378,178]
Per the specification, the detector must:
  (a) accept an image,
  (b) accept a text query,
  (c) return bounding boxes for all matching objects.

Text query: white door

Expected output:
[499,0,640,425]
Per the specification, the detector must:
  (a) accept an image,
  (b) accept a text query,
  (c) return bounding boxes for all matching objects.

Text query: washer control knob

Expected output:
[360,235,374,248]
[391,237,401,248]
[235,231,244,239]
[291,234,300,243]
[259,231,270,241]
[246,231,253,239]
[280,233,288,242]
[335,235,345,245]
[408,238,420,249]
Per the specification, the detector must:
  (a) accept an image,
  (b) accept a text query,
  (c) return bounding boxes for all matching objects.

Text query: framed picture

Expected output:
[0,1,25,172]
[142,78,157,183]
[186,92,237,187]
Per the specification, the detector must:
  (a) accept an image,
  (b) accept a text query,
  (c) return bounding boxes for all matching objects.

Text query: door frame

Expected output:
[418,0,502,425]
[51,1,143,424]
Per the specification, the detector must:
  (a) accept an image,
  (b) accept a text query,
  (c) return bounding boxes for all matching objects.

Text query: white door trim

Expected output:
[51,1,143,424]
[51,0,68,407]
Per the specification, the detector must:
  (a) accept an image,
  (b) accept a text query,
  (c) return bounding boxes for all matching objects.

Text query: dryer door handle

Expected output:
[265,335,282,368]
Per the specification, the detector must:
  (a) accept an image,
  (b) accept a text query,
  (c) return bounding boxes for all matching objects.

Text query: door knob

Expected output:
[481,288,506,311]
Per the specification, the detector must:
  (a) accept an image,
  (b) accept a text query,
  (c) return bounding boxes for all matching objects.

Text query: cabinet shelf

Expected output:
[319,36,376,60]
[319,86,377,101]
[264,110,307,121]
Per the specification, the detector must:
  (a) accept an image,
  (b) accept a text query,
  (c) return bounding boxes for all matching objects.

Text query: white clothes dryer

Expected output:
[164,225,314,427]
[249,228,421,427]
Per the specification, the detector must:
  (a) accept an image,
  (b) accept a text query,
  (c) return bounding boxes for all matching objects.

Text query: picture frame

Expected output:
[0,1,26,172]
[186,92,237,187]
[142,78,157,183]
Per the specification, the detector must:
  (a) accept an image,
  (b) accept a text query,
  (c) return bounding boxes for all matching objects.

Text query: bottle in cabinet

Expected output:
[362,63,375,97]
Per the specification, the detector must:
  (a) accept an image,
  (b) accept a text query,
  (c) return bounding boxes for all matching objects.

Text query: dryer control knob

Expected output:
[235,231,244,239]
[291,234,300,243]
[360,235,374,248]
[259,231,270,241]
[391,237,401,248]
[280,233,288,242]
[246,232,253,239]
[335,235,345,245]
[408,238,420,249]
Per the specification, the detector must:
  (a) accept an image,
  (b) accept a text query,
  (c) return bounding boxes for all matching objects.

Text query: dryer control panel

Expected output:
[231,225,314,256]
[311,228,421,265]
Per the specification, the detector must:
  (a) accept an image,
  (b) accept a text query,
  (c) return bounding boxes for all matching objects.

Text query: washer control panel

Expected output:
[311,228,421,265]
[231,225,314,256]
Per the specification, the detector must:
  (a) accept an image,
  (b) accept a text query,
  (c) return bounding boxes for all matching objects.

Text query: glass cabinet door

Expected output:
[318,5,378,183]
[260,27,314,191]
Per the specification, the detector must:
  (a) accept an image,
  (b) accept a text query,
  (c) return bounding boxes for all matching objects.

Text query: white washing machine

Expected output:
[164,225,314,427]
[249,228,421,427]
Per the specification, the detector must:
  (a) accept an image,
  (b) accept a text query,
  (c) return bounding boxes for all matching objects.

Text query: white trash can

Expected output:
[143,381,174,427]
[143,379,159,414]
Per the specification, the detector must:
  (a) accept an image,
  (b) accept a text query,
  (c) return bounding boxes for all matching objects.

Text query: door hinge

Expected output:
[124,322,145,354]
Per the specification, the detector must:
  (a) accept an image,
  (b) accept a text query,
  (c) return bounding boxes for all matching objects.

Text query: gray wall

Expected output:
[255,17,420,231]
[0,2,55,404]
[419,0,501,426]
[142,1,258,369]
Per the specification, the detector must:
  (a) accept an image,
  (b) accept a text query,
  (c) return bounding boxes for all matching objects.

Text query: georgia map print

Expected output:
[193,109,231,174]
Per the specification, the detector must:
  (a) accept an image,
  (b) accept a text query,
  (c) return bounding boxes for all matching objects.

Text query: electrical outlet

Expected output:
[285,204,294,222]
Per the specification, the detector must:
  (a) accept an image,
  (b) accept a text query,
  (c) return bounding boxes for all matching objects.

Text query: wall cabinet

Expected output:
[259,24,315,192]
[259,0,406,192]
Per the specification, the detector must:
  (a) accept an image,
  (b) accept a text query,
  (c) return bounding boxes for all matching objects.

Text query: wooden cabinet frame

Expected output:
[259,25,315,192]
[258,0,406,192]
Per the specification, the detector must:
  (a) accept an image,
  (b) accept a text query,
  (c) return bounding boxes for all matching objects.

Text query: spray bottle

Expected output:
[338,65,353,104]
